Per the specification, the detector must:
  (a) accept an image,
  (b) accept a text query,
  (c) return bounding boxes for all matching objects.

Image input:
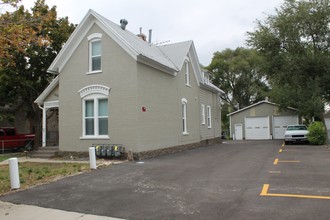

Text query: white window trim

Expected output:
[87,33,102,74]
[184,58,190,86]
[182,98,188,135]
[201,104,206,125]
[207,105,212,128]
[79,85,110,139]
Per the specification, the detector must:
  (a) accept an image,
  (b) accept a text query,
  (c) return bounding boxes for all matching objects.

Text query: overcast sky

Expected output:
[17,0,284,66]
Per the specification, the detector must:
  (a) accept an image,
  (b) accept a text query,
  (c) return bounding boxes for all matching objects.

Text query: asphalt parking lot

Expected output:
[1,140,330,220]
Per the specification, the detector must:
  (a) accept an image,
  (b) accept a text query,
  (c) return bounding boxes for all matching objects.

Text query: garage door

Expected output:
[273,116,299,139]
[245,116,270,140]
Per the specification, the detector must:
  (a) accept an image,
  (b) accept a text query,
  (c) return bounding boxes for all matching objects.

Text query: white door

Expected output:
[234,124,243,140]
[245,117,270,140]
[325,118,330,140]
[273,116,299,139]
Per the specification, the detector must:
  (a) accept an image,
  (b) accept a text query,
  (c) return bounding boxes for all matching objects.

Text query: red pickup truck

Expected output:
[0,127,35,151]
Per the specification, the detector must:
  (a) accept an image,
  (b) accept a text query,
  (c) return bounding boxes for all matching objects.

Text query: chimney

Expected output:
[137,27,147,41]
[120,19,128,30]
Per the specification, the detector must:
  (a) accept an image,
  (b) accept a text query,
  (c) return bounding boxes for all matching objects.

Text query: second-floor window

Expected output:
[90,40,102,72]
[184,59,190,86]
[87,33,103,74]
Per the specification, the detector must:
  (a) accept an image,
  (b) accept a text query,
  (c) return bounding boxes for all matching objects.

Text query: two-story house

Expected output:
[35,9,224,158]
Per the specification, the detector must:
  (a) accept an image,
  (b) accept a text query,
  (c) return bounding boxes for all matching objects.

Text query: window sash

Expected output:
[207,105,212,128]
[201,104,206,125]
[185,61,190,86]
[83,97,108,137]
[89,40,102,72]
[182,101,187,134]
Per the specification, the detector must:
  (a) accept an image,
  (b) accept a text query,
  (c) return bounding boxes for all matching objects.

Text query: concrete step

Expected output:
[31,146,59,159]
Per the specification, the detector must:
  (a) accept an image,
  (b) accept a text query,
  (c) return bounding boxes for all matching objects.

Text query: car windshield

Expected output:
[287,125,307,131]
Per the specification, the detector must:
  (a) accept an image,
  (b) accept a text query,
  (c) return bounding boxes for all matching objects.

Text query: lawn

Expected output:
[0,162,90,195]
[0,153,23,162]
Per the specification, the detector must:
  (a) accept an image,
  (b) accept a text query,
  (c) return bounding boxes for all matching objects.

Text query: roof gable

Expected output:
[227,101,298,116]
[48,9,178,75]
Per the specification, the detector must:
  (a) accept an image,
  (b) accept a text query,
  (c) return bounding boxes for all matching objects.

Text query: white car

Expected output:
[284,125,309,144]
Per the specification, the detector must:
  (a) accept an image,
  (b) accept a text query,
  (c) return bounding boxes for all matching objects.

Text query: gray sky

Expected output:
[19,0,284,66]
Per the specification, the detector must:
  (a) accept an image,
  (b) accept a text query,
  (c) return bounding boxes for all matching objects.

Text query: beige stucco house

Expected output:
[35,10,223,157]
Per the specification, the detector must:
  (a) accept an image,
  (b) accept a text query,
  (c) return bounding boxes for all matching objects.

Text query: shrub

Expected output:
[307,121,326,145]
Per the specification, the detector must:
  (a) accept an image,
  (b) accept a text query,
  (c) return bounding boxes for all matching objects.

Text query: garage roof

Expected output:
[227,100,297,116]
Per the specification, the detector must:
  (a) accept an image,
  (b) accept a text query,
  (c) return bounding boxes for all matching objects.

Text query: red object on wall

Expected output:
[142,107,147,112]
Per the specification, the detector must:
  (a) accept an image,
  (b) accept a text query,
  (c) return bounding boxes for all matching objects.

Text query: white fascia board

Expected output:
[34,76,59,104]
[137,55,178,76]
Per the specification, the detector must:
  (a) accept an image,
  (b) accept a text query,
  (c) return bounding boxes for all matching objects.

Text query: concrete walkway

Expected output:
[0,157,123,166]
[0,201,124,220]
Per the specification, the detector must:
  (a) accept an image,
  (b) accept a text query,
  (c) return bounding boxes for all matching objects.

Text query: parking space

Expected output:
[1,141,330,220]
[261,143,330,202]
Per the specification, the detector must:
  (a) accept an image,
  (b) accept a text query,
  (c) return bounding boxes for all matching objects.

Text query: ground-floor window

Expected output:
[79,85,110,139]
[207,105,212,128]
[182,98,188,135]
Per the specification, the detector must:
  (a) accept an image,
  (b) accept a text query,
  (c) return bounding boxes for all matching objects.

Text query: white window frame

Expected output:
[82,94,109,139]
[201,104,206,125]
[184,58,190,86]
[207,105,212,128]
[87,33,102,74]
[79,84,110,139]
[182,98,188,135]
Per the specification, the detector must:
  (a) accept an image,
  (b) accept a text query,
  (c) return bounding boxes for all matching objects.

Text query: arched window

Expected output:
[87,33,102,74]
[182,98,188,135]
[79,85,110,139]
[184,57,190,86]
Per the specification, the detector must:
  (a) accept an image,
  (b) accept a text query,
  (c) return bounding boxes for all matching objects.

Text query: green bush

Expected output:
[307,121,326,145]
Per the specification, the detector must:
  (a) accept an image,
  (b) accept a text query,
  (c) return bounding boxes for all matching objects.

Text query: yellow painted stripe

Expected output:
[260,184,270,196]
[282,142,285,147]
[260,184,330,200]
[279,160,300,163]
[279,149,283,153]
[273,158,279,165]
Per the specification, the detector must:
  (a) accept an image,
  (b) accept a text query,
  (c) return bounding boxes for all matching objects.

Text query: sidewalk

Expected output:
[0,157,124,166]
[0,201,124,220]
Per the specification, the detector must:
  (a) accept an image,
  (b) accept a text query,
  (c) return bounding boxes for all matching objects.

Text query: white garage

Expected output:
[228,100,299,140]
[273,115,299,139]
[245,116,270,140]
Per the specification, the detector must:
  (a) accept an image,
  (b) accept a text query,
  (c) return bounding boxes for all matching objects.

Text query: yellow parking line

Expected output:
[273,158,300,165]
[279,149,283,153]
[260,184,330,200]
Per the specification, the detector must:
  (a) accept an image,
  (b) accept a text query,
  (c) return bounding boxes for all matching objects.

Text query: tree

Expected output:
[207,47,269,110]
[248,0,330,120]
[0,0,75,147]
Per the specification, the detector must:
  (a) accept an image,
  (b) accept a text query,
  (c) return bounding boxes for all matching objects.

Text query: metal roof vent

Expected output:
[120,19,128,30]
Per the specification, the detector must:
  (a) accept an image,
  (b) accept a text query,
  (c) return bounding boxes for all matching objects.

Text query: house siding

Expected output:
[136,49,201,152]
[36,12,223,155]
[58,24,139,152]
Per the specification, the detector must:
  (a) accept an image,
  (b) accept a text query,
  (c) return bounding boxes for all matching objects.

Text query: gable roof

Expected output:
[227,100,298,116]
[36,10,223,104]
[35,76,59,105]
[48,9,178,75]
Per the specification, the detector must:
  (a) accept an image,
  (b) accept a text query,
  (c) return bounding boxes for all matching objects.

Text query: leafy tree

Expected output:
[207,47,269,110]
[0,0,75,147]
[248,0,330,120]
